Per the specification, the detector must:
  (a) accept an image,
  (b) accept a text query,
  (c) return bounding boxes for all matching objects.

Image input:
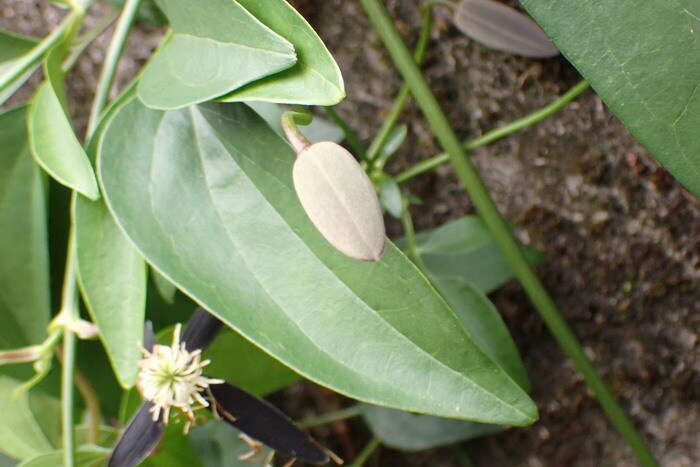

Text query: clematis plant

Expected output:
[109,307,337,467]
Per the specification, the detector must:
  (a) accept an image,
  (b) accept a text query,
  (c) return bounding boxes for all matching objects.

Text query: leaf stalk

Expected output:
[396,80,590,183]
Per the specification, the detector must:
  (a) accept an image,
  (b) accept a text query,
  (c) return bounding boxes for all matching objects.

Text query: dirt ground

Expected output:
[2,1,699,466]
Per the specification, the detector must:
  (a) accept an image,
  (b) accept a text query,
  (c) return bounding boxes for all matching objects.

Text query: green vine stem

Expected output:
[57,2,144,463]
[86,0,143,139]
[358,1,657,466]
[400,197,428,272]
[64,9,120,72]
[396,80,590,183]
[349,437,381,467]
[366,3,433,165]
[324,107,368,159]
[0,10,82,93]
[60,230,80,467]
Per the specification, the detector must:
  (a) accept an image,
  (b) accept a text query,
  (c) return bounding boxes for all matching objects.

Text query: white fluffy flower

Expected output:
[136,323,222,429]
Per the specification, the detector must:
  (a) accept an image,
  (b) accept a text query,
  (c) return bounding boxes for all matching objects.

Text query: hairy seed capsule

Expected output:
[453,0,558,58]
[293,142,386,261]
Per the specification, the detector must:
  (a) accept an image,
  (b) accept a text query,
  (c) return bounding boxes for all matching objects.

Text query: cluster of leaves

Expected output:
[0,0,545,465]
[2,0,693,464]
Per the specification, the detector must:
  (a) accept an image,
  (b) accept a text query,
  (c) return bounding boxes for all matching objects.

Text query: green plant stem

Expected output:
[0,11,81,93]
[350,437,381,467]
[64,9,120,71]
[323,107,368,159]
[298,405,363,429]
[86,0,143,139]
[366,3,433,165]
[400,198,428,272]
[358,1,657,466]
[396,80,590,183]
[60,230,79,467]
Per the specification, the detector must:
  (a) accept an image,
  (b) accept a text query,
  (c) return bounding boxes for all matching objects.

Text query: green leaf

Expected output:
[137,0,296,110]
[378,177,403,218]
[74,195,146,388]
[0,106,50,348]
[28,46,99,200]
[0,374,58,460]
[140,424,203,467]
[360,403,502,451]
[245,102,344,143]
[400,216,543,294]
[521,0,700,196]
[221,0,345,105]
[0,28,37,62]
[204,330,300,396]
[368,216,536,451]
[151,267,178,304]
[400,217,534,389]
[189,421,273,467]
[17,445,110,467]
[431,276,529,391]
[98,98,537,425]
[379,123,407,161]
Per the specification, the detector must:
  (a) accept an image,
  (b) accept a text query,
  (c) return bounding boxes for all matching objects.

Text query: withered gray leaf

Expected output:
[453,0,558,58]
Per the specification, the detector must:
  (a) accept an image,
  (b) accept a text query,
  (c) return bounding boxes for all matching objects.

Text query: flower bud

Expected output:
[293,141,386,261]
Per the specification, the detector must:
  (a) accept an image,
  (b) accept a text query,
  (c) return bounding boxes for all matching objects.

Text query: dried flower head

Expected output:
[136,323,223,428]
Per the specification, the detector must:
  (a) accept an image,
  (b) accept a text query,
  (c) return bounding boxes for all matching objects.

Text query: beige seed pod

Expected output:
[453,0,558,58]
[293,141,386,262]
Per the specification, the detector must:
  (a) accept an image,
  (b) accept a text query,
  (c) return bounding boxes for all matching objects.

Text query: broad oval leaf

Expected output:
[98,98,537,426]
[28,46,99,200]
[137,0,297,110]
[453,0,558,58]
[521,0,700,196]
[0,107,50,348]
[75,83,146,389]
[293,141,386,262]
[431,276,529,392]
[220,0,345,105]
[360,403,502,451]
[400,216,543,294]
[74,195,146,388]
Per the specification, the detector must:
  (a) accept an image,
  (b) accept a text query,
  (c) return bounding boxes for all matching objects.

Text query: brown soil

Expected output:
[2,1,698,466]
